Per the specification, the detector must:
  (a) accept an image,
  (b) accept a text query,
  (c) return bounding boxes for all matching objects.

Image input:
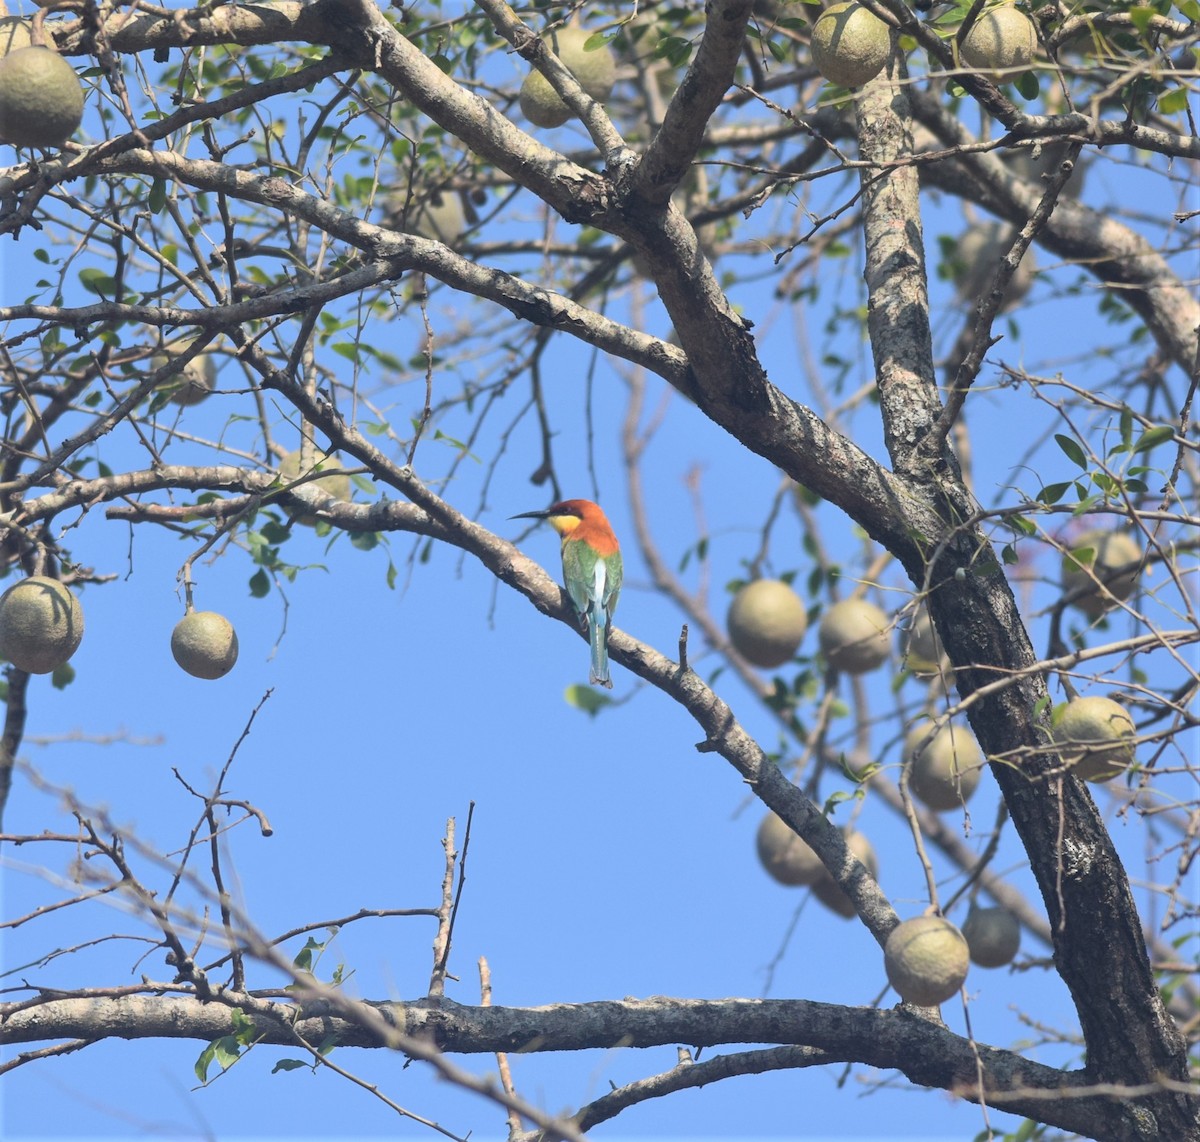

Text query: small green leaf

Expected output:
[51,661,76,690]
[1128,6,1154,33]
[1014,71,1039,100]
[248,568,271,598]
[1036,482,1072,505]
[1157,87,1188,115]
[1132,425,1174,453]
[195,1041,216,1083]
[271,1058,309,1074]
[229,1008,257,1043]
[1054,433,1087,469]
[564,684,613,717]
[259,520,292,544]
[78,268,117,298]
[822,788,857,816]
[148,177,167,214]
[656,35,693,67]
[213,1037,241,1070]
[1001,543,1018,565]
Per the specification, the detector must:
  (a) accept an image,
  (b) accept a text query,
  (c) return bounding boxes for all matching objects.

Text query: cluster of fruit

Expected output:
[744,523,1145,1004]
[0,445,356,685]
[0,574,240,680]
[811,0,1038,89]
[727,524,1142,785]
[510,0,1043,124]
[0,16,83,149]
[757,806,1021,1003]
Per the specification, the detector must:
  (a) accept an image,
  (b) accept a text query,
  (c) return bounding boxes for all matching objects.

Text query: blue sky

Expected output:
[1,10,1197,1141]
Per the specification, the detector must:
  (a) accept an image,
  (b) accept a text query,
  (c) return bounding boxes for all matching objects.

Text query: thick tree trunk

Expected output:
[850,65,1197,1142]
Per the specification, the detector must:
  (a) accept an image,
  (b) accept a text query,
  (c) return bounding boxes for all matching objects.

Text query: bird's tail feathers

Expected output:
[588,605,613,689]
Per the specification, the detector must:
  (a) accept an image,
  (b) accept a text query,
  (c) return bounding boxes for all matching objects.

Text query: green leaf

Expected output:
[51,661,76,690]
[821,788,858,816]
[248,568,271,598]
[1054,434,1087,469]
[195,1041,217,1083]
[293,936,323,971]
[1132,425,1174,453]
[1157,87,1189,115]
[564,684,613,717]
[1128,5,1154,32]
[78,268,117,298]
[271,1058,309,1074]
[148,177,167,214]
[1014,71,1039,101]
[1119,406,1134,448]
[1036,482,1072,505]
[229,1007,257,1043]
[350,530,380,551]
[213,1036,241,1070]
[1001,543,1018,565]
[259,520,292,544]
[656,35,693,67]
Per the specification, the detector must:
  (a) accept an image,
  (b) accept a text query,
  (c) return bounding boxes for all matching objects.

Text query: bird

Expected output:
[511,499,623,688]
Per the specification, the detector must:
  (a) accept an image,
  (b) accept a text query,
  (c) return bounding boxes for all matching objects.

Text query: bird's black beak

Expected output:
[510,508,552,521]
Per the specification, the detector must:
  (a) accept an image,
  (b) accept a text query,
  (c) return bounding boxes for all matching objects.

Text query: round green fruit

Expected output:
[959,4,1037,76]
[279,449,351,526]
[0,46,84,149]
[1004,139,1085,199]
[171,611,238,679]
[953,222,1036,311]
[154,345,217,407]
[0,17,33,57]
[900,604,948,678]
[755,811,825,887]
[1061,529,1141,618]
[885,915,969,1006]
[904,720,983,811]
[411,191,467,245]
[0,575,84,674]
[818,598,890,675]
[1050,695,1135,783]
[961,904,1020,968]
[811,2,891,89]
[519,26,616,129]
[726,579,808,669]
[811,830,877,918]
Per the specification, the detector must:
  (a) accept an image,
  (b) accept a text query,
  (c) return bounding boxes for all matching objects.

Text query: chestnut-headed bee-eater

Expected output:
[512,499,623,688]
